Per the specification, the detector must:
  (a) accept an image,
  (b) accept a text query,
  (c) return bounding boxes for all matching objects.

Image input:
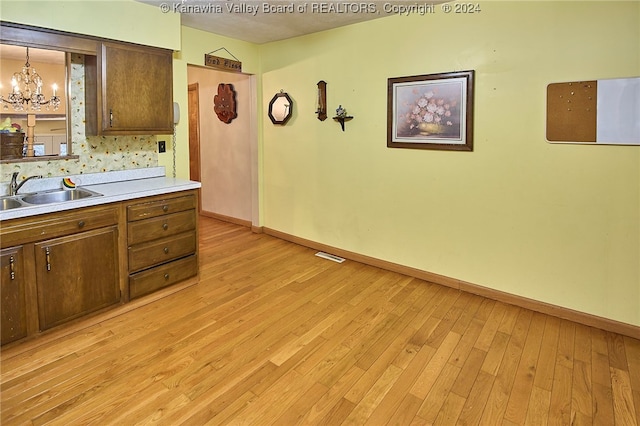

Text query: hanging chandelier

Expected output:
[0,47,61,112]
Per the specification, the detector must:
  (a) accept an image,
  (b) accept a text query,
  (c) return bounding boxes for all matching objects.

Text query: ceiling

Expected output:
[0,45,65,64]
[136,0,443,44]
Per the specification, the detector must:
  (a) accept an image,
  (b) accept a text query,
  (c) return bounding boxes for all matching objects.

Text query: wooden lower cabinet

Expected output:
[0,189,199,345]
[35,226,120,331]
[1,246,28,345]
[127,193,198,299]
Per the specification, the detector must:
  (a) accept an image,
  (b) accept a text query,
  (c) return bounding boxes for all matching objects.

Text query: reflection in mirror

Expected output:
[0,44,68,159]
[268,91,293,125]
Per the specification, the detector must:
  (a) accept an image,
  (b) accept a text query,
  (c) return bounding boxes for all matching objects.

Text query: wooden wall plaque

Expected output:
[204,54,241,72]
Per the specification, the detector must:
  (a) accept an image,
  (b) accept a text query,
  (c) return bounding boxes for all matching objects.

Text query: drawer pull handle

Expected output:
[163,247,169,254]
[164,273,170,280]
[162,223,169,231]
[162,205,169,212]
[78,220,85,228]
[45,247,51,271]
[9,255,15,280]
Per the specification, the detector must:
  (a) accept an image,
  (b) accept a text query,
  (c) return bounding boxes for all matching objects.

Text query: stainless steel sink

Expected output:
[21,188,102,205]
[0,188,103,212]
[0,197,24,211]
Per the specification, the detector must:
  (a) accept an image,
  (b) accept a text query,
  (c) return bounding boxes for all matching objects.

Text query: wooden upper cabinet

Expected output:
[85,42,174,135]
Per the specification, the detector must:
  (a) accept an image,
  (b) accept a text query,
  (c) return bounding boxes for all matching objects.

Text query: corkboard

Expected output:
[546,81,597,142]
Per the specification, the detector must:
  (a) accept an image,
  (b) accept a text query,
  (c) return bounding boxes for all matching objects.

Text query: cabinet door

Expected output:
[100,43,173,134]
[1,246,27,344]
[35,227,120,331]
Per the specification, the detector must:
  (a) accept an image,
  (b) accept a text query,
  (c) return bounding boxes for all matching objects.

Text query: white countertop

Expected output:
[0,168,201,221]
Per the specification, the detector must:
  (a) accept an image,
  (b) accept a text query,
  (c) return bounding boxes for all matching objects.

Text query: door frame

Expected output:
[186,67,260,229]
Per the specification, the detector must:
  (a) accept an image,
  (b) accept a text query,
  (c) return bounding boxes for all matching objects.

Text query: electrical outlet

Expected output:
[158,140,166,153]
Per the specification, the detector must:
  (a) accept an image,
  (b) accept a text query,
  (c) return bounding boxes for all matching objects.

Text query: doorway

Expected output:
[187,66,258,228]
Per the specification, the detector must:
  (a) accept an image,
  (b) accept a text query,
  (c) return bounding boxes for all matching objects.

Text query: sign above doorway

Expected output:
[204,47,242,73]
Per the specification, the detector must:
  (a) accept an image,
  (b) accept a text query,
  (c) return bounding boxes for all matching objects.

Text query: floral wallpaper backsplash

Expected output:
[1,54,158,182]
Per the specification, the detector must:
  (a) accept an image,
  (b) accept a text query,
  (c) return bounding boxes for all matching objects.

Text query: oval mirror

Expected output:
[268,91,293,125]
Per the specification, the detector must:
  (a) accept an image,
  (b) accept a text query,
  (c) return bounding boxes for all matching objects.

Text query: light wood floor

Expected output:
[2,216,639,425]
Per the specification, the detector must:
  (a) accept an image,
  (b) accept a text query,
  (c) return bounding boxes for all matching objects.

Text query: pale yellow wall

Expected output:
[260,1,640,326]
[0,0,180,50]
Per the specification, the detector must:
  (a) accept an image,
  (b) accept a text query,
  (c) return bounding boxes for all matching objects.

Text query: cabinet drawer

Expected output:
[129,255,198,299]
[127,210,196,245]
[1,206,119,248]
[128,231,196,272]
[127,194,196,221]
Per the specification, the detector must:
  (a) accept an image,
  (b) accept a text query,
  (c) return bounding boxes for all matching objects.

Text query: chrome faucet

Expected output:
[9,172,43,196]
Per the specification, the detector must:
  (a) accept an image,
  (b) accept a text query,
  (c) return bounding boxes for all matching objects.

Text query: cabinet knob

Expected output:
[163,247,169,254]
[78,220,85,228]
[162,205,169,212]
[164,273,170,280]
[162,223,169,231]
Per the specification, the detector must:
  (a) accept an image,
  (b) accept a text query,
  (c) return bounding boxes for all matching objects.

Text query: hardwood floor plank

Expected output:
[481,330,511,376]
[316,397,356,425]
[503,312,546,424]
[178,361,278,425]
[607,331,630,371]
[410,331,462,399]
[448,318,484,370]
[272,381,329,426]
[432,391,466,425]
[474,301,508,352]
[1,217,639,426]
[300,365,364,424]
[571,359,593,420]
[479,309,532,424]
[385,393,423,425]
[450,294,484,336]
[456,369,495,425]
[415,362,461,422]
[524,385,551,426]
[534,315,560,392]
[364,343,437,425]
[548,364,573,426]
[611,366,639,425]
[624,336,640,423]
[451,347,486,399]
[591,382,615,426]
[341,364,403,425]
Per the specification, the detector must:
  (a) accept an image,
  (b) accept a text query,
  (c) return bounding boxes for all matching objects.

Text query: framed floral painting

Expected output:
[387,70,475,151]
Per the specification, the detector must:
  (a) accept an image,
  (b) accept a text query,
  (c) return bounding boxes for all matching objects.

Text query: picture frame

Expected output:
[387,70,475,151]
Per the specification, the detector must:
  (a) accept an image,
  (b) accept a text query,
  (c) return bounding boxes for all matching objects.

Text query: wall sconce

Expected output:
[333,105,353,131]
[316,80,327,121]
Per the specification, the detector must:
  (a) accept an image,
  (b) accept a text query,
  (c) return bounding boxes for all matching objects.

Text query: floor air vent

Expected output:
[315,252,345,263]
